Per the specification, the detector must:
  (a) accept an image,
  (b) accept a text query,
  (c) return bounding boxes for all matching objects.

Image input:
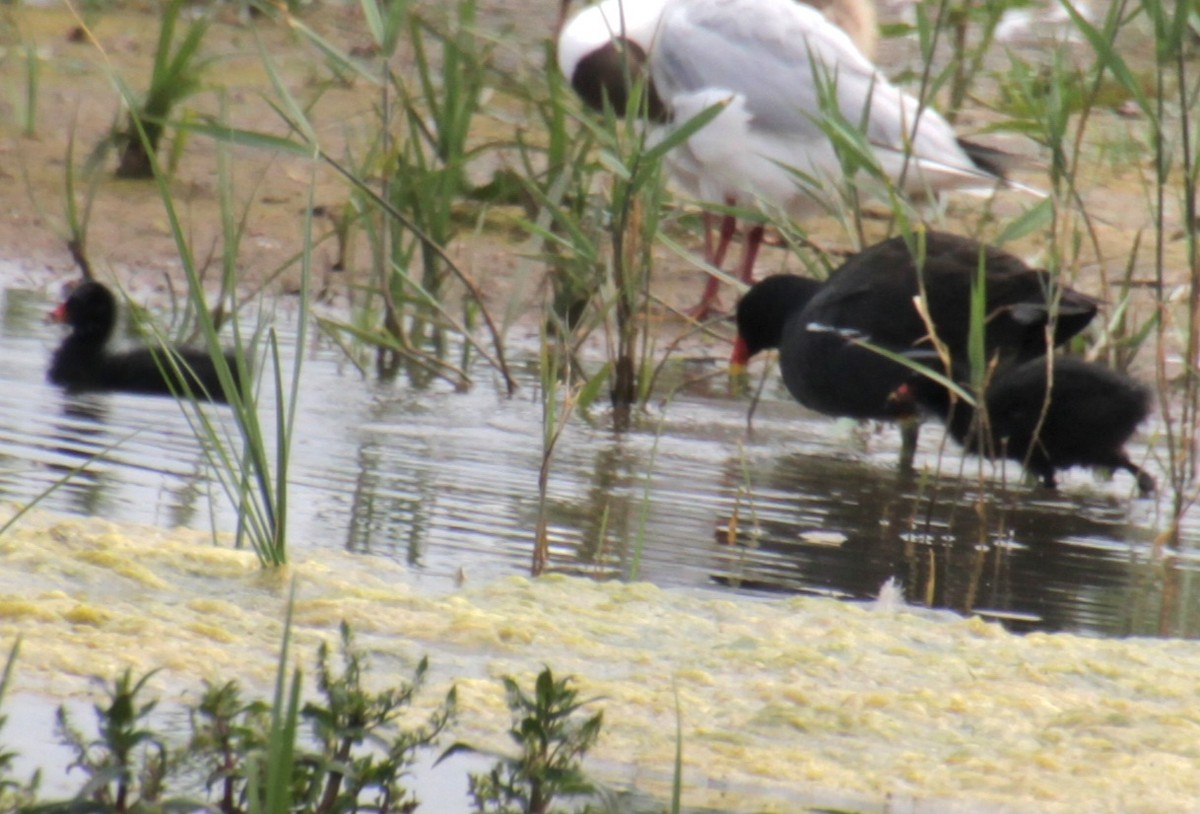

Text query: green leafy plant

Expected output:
[293,623,456,813]
[38,668,203,813]
[187,680,272,814]
[448,667,603,814]
[18,612,456,814]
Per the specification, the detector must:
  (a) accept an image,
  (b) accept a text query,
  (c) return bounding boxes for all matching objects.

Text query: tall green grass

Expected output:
[270,0,517,393]
[58,0,300,566]
[124,111,302,567]
[518,74,725,425]
[253,596,301,814]
[18,41,40,139]
[1116,0,1200,537]
[993,0,1198,516]
[532,330,608,575]
[113,0,212,179]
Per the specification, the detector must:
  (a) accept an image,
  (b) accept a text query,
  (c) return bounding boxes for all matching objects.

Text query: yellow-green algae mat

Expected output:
[0,509,1197,813]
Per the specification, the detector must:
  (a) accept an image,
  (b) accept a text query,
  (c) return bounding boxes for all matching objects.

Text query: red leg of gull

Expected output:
[737,224,765,284]
[686,210,737,320]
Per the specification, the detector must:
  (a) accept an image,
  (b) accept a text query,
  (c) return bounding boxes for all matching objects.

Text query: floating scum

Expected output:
[2,507,1200,811]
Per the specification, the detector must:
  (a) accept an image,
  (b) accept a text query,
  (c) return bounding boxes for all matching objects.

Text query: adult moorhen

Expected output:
[731,231,1098,468]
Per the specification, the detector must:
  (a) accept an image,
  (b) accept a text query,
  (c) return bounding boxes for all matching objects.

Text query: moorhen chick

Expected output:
[897,355,1155,494]
[48,280,242,404]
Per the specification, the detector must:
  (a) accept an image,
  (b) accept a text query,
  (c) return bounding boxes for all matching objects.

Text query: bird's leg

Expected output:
[687,211,738,320]
[898,418,920,474]
[1119,456,1156,496]
[712,207,737,268]
[737,224,766,283]
[701,211,720,265]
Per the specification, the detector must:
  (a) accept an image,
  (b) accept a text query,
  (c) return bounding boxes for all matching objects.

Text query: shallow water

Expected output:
[3,276,1199,640]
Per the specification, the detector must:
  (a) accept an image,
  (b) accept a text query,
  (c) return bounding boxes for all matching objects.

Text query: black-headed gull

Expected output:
[558,0,1017,317]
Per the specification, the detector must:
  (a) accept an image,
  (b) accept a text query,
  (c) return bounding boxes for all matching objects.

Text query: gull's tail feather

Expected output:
[957,138,1028,178]
[957,138,1048,199]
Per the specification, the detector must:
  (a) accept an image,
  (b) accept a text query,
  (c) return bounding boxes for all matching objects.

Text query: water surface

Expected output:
[2,279,1196,638]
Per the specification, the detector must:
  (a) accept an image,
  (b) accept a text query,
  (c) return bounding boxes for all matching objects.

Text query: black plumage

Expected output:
[901,356,1154,494]
[48,280,242,404]
[732,231,1097,425]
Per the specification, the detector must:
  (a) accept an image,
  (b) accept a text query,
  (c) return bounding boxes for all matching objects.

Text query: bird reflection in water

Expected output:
[709,449,1163,636]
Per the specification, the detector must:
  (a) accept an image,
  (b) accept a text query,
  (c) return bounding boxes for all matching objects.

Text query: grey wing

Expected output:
[653,0,974,167]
